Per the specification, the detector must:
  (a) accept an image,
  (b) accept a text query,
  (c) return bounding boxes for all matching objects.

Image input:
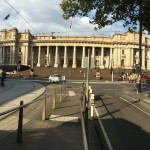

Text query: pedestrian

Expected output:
[1,77,5,87]
[1,71,6,87]
[136,75,141,94]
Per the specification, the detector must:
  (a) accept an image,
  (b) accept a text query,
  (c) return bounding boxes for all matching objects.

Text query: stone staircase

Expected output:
[10,67,120,81]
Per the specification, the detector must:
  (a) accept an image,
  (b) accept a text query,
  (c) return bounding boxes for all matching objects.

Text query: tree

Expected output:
[60,0,150,93]
[60,0,150,32]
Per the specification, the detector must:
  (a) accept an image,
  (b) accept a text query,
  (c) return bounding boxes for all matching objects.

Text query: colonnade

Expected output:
[0,44,150,70]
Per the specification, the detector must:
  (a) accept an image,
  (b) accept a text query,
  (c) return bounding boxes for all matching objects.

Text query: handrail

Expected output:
[0,94,51,117]
[79,101,88,150]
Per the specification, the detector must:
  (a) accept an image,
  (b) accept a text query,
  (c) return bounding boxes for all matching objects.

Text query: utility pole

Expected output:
[31,51,34,69]
[137,6,143,94]
[111,58,114,82]
[86,49,90,93]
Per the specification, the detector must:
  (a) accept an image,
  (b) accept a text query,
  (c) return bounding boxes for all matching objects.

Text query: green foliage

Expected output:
[60,0,150,33]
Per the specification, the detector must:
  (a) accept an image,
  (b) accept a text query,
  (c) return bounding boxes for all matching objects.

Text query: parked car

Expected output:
[48,74,66,83]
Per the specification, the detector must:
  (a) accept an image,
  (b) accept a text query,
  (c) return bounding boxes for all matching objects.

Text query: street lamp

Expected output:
[111,58,114,82]
[132,63,136,73]
[1,60,2,72]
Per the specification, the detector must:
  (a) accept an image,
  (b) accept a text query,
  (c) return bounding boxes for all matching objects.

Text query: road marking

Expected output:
[95,108,114,150]
[103,89,117,90]
[116,84,127,88]
[122,94,138,101]
[68,91,76,96]
[120,97,150,116]
[50,115,78,122]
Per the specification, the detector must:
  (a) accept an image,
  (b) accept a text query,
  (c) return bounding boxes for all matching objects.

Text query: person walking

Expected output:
[1,71,6,87]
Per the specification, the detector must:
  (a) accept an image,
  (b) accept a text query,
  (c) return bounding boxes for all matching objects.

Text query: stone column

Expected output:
[118,47,121,67]
[63,46,67,68]
[142,47,145,70]
[100,47,104,69]
[113,47,118,68]
[92,46,95,57]
[82,46,85,68]
[72,46,76,68]
[46,46,50,66]
[12,45,15,64]
[147,49,150,70]
[125,47,131,69]
[25,46,29,65]
[110,47,113,68]
[31,46,34,68]
[0,47,2,62]
[2,47,5,63]
[49,47,52,66]
[37,46,41,67]
[9,46,12,64]
[54,46,58,67]
[131,48,134,67]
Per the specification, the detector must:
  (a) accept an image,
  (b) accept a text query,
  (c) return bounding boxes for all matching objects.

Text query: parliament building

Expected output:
[0,27,150,72]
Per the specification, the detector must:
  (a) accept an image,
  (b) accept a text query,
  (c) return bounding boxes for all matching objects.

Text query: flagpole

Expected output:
[70,20,72,36]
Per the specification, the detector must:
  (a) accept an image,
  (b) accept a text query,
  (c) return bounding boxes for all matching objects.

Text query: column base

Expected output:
[54,64,58,67]
[100,65,104,69]
[72,64,76,68]
[37,63,41,67]
[63,64,67,68]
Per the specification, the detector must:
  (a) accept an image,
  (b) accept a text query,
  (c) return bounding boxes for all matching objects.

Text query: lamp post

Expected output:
[133,63,136,73]
[1,60,2,72]
[86,48,90,102]
[111,58,114,82]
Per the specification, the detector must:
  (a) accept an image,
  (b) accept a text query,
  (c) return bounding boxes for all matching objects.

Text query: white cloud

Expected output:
[0,0,148,37]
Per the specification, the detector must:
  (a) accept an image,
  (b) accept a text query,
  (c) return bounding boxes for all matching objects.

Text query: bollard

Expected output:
[52,89,56,109]
[17,101,24,144]
[90,94,95,119]
[42,95,47,120]
[60,85,62,102]
[89,89,92,101]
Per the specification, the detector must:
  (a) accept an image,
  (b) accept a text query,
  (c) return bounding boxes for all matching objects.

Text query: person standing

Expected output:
[136,75,141,94]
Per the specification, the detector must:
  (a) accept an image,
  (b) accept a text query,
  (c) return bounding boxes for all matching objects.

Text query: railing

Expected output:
[80,83,89,150]
[0,84,67,144]
[80,83,114,150]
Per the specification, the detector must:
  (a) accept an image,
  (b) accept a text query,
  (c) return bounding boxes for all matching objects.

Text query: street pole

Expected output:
[85,48,90,144]
[111,58,114,82]
[112,70,113,82]
[32,51,34,69]
[85,49,90,114]
[86,49,90,93]
[138,11,142,94]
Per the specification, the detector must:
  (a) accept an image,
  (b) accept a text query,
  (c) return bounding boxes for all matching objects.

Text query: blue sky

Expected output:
[0,0,148,37]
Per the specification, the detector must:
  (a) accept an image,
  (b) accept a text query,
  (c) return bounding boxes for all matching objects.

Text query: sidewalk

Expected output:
[0,80,84,150]
[0,79,46,113]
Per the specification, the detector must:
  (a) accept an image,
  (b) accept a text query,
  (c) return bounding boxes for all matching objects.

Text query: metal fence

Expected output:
[0,84,67,144]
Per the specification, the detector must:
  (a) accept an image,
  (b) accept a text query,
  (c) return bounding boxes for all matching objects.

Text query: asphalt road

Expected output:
[90,82,150,150]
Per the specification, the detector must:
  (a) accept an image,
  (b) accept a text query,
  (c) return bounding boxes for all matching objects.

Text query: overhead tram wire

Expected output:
[4,0,39,34]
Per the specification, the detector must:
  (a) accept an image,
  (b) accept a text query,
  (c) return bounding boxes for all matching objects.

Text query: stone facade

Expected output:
[0,27,150,71]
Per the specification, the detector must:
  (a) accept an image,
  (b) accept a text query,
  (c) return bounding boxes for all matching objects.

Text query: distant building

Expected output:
[0,27,150,71]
